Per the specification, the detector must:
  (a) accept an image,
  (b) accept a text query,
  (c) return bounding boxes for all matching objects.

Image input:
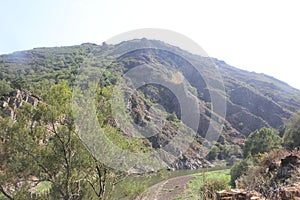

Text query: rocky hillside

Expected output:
[1,39,300,169]
[234,149,300,199]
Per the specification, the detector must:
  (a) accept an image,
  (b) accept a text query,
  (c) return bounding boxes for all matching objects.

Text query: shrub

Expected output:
[199,171,231,199]
[244,128,282,158]
[207,145,220,161]
[283,112,300,149]
[0,80,13,96]
[230,159,250,187]
[187,170,231,199]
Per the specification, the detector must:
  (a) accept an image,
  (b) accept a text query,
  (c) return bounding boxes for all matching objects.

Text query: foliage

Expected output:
[166,112,178,122]
[11,76,28,90]
[198,173,230,199]
[0,80,13,96]
[1,38,300,199]
[166,112,180,128]
[176,169,231,200]
[283,112,300,149]
[207,145,220,161]
[230,159,251,187]
[244,128,282,158]
[231,127,282,187]
[235,149,298,198]
[0,83,130,199]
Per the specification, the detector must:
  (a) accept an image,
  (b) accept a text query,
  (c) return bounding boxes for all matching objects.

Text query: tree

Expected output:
[0,82,151,199]
[0,82,127,199]
[10,76,28,90]
[283,112,300,149]
[0,80,13,96]
[244,128,282,158]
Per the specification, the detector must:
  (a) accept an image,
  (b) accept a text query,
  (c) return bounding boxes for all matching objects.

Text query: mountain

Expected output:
[1,39,300,170]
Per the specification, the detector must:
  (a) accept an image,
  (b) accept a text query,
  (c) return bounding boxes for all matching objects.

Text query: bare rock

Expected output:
[1,89,42,120]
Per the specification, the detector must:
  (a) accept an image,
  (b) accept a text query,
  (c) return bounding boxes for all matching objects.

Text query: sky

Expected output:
[1,0,300,89]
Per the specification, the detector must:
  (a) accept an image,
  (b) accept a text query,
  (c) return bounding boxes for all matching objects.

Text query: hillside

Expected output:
[1,39,300,170]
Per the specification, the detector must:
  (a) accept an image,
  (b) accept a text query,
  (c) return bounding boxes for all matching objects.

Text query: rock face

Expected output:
[126,89,213,169]
[113,41,300,141]
[112,41,300,169]
[117,40,300,132]
[216,189,265,200]
[0,90,42,120]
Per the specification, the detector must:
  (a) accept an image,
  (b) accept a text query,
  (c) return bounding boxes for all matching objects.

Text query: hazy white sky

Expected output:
[1,0,300,89]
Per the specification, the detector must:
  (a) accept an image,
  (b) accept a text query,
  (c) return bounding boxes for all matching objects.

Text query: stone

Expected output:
[0,89,42,120]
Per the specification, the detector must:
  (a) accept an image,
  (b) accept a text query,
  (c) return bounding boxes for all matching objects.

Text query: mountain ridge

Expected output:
[1,38,300,169]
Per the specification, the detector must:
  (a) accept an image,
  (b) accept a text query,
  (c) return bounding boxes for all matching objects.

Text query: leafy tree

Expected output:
[244,128,282,158]
[0,83,128,199]
[0,80,13,96]
[283,112,300,149]
[10,76,28,90]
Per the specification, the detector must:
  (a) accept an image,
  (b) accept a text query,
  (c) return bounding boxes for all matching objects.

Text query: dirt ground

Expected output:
[137,175,194,200]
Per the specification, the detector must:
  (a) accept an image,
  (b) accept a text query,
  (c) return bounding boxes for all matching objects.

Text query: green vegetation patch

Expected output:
[175,169,231,199]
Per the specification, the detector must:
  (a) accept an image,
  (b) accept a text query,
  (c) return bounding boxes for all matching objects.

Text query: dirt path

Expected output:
[137,175,194,200]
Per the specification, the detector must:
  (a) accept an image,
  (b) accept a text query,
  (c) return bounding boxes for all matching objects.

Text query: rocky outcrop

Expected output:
[276,154,300,181]
[170,156,212,169]
[127,89,212,170]
[229,86,291,131]
[217,182,300,200]
[216,189,265,200]
[0,90,42,120]
[235,150,300,199]
[279,182,300,200]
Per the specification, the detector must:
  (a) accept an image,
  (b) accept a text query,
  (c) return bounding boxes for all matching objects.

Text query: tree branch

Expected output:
[0,185,14,200]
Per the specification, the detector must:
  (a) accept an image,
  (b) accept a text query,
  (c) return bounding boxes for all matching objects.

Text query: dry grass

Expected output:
[236,148,300,199]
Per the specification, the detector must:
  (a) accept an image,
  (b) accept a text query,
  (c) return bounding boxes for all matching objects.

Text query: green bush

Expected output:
[207,145,220,160]
[230,159,250,187]
[199,177,230,198]
[186,170,231,199]
[197,171,230,199]
[244,128,282,158]
[0,80,13,96]
[166,112,179,122]
[283,112,300,149]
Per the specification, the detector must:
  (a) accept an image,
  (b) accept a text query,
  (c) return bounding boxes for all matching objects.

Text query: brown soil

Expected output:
[138,175,194,200]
